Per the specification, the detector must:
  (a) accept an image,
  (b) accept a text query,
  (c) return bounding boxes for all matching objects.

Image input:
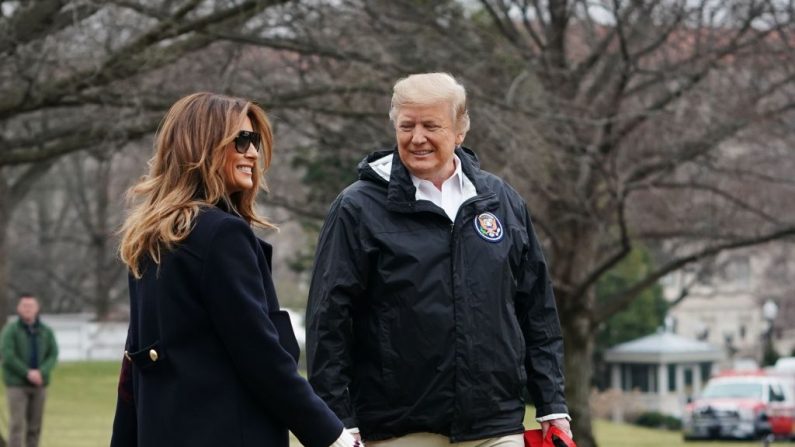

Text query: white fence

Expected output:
[41,314,127,361]
[37,309,307,362]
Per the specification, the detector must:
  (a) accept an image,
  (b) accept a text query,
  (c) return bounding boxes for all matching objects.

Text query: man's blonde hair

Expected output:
[389,72,470,134]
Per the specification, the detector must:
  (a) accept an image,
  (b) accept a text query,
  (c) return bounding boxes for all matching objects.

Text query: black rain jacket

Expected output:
[306,147,567,442]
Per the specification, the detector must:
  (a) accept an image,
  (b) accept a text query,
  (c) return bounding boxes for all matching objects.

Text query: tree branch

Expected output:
[595,226,795,323]
[0,0,288,120]
[0,117,160,166]
[0,1,101,55]
[569,191,632,302]
[634,180,783,224]
[479,0,525,50]
[8,159,56,210]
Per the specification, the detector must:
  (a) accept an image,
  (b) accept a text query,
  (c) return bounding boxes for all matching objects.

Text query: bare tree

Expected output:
[216,1,795,444]
[9,145,147,318]
[461,2,795,444]
[0,0,294,324]
[2,1,794,445]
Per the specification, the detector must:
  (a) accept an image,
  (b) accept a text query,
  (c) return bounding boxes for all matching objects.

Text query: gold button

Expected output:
[124,350,131,361]
[149,349,159,362]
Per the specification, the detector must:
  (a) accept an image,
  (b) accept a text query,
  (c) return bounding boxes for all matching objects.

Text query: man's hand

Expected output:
[540,418,572,439]
[26,369,43,387]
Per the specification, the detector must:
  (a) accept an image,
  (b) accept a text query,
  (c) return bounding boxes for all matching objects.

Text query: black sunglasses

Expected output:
[234,131,261,153]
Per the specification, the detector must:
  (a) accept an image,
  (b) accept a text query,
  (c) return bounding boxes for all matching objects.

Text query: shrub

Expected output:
[634,411,682,430]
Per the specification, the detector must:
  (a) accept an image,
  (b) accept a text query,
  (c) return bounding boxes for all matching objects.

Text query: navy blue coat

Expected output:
[111,204,343,447]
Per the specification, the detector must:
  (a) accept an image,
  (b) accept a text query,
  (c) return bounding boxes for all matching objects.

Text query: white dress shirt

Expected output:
[410,155,477,221]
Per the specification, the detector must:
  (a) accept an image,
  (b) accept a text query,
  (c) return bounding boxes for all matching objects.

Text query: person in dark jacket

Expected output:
[1,294,58,447]
[111,92,358,447]
[307,73,571,446]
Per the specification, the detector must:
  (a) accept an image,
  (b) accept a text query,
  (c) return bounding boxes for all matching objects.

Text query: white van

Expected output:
[682,374,795,440]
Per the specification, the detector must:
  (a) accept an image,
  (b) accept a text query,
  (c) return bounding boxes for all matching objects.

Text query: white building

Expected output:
[662,247,795,360]
[603,331,724,420]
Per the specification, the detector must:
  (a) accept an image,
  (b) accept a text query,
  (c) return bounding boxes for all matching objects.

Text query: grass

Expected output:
[590,419,762,447]
[0,361,119,447]
[522,414,763,447]
[0,362,773,446]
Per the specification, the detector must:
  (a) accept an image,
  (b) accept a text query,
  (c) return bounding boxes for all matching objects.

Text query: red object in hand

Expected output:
[524,426,576,447]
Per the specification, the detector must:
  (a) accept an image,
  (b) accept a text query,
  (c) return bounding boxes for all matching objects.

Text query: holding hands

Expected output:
[330,428,363,447]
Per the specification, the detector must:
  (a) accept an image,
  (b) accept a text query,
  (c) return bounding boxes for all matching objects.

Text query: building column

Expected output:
[676,364,685,394]
[625,364,632,390]
[611,364,621,390]
[658,363,668,396]
[693,364,703,396]
[646,365,653,392]
[611,363,623,423]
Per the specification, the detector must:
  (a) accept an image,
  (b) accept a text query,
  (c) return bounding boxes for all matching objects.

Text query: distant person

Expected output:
[307,73,570,446]
[1,293,59,447]
[111,92,358,447]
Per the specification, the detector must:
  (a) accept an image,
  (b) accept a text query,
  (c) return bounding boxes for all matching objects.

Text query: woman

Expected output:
[111,92,357,447]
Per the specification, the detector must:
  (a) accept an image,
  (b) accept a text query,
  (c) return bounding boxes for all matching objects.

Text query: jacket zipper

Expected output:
[448,192,496,440]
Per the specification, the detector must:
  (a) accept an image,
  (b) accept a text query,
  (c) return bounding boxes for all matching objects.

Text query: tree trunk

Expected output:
[0,211,9,325]
[559,291,598,447]
[545,219,601,446]
[93,156,112,320]
[0,175,10,327]
[0,175,9,446]
[93,235,110,320]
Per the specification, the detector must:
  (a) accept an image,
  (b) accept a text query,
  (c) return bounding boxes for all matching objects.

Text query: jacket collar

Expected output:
[213,197,240,216]
[211,198,273,269]
[358,146,498,214]
[17,316,40,330]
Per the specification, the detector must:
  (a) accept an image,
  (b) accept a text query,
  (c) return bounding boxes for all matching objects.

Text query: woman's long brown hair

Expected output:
[119,92,275,278]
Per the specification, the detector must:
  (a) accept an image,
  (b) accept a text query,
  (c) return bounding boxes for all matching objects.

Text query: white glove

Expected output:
[329,428,363,447]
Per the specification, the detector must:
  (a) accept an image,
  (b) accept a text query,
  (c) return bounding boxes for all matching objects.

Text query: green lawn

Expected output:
[0,362,772,446]
[0,361,119,447]
[589,420,762,447]
[522,415,763,447]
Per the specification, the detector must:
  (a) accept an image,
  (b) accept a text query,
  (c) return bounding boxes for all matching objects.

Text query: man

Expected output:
[307,73,570,447]
[1,294,59,447]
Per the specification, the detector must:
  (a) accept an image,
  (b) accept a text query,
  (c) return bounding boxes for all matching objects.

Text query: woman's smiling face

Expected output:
[223,116,258,194]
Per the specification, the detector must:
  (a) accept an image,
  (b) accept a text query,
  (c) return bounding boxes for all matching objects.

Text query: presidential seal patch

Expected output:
[474,212,503,242]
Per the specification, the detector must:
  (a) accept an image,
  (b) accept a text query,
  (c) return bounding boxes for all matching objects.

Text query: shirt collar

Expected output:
[410,154,464,190]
